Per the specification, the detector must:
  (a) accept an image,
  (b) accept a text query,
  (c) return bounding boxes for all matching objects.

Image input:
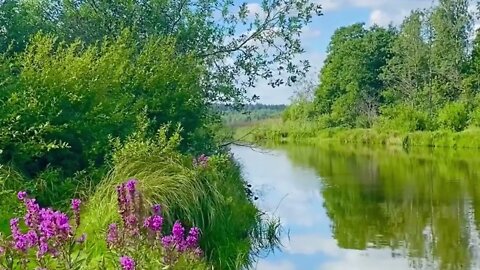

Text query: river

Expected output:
[232,144,480,270]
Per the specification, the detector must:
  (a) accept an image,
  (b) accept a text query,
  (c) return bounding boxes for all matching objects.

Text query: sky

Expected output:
[250,0,435,104]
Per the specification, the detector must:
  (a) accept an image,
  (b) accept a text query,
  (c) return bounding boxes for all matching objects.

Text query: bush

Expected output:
[377,104,430,132]
[0,33,213,207]
[437,102,469,132]
[469,108,480,128]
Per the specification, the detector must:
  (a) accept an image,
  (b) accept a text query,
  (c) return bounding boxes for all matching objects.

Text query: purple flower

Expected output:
[126,180,137,194]
[71,199,81,227]
[10,218,20,237]
[0,246,4,256]
[143,215,163,232]
[193,154,209,167]
[193,247,203,257]
[185,227,201,249]
[161,235,174,249]
[24,198,40,229]
[119,256,136,270]
[107,223,119,247]
[152,204,161,215]
[17,191,27,201]
[172,221,185,242]
[71,199,81,212]
[37,237,49,258]
[76,233,87,244]
[125,214,139,236]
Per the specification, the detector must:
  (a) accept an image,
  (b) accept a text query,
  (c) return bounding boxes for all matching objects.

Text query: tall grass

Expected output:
[244,119,480,150]
[0,165,24,234]
[80,128,281,269]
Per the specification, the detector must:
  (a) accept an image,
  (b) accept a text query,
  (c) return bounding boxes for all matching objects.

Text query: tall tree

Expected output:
[382,10,430,107]
[429,0,472,103]
[314,24,395,127]
[0,0,322,104]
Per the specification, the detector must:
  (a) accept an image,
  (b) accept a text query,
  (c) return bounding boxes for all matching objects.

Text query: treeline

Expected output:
[286,0,480,132]
[215,104,286,126]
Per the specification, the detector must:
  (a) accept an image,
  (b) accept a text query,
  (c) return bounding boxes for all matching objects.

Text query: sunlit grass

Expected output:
[80,130,282,269]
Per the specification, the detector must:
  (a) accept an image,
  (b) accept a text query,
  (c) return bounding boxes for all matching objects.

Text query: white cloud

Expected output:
[246,3,266,18]
[368,9,410,26]
[318,0,432,26]
[256,260,297,270]
[284,235,340,256]
[302,26,321,39]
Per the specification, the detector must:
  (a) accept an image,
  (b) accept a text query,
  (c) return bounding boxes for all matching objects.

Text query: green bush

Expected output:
[469,107,480,127]
[0,33,214,206]
[377,104,430,132]
[437,102,469,132]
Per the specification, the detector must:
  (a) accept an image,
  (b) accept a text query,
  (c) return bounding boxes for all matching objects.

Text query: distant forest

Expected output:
[215,104,286,126]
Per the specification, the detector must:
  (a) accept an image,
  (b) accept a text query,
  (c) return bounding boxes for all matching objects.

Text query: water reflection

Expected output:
[232,144,480,270]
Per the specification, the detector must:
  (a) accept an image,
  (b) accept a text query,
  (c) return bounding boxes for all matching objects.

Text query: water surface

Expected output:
[232,144,480,270]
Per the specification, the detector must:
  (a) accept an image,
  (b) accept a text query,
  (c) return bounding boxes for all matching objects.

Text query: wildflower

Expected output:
[107,223,119,248]
[125,179,137,193]
[24,198,40,229]
[76,233,87,244]
[143,215,163,232]
[71,199,81,227]
[37,237,48,258]
[119,256,136,270]
[161,235,174,249]
[125,215,139,236]
[152,204,161,215]
[193,154,209,167]
[17,191,27,201]
[193,247,203,257]
[185,227,201,249]
[125,179,138,204]
[172,221,184,242]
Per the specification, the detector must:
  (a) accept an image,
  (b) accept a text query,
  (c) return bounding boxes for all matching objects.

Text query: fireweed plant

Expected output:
[0,179,204,269]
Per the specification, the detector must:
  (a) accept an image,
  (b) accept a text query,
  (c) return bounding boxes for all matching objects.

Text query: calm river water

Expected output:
[232,144,480,270]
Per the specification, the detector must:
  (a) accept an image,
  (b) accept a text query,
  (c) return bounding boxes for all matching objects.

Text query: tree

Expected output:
[429,0,472,104]
[314,23,395,127]
[0,0,322,104]
[381,10,430,107]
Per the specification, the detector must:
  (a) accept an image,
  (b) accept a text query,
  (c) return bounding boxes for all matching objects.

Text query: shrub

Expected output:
[0,33,213,207]
[377,104,429,132]
[437,102,469,132]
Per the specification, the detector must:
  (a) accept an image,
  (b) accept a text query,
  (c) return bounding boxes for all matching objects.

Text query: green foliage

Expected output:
[0,166,23,234]
[437,102,469,131]
[81,129,279,269]
[219,104,286,127]
[273,1,480,135]
[377,104,430,132]
[0,33,214,206]
[314,23,396,127]
[0,0,321,104]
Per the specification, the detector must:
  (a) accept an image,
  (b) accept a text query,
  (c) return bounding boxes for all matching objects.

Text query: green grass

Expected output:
[241,119,480,150]
[80,132,280,269]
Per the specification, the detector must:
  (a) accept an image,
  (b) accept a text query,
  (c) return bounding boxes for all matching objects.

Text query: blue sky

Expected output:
[250,0,434,104]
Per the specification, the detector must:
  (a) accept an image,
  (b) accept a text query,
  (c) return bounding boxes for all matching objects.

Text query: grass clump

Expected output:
[81,128,280,269]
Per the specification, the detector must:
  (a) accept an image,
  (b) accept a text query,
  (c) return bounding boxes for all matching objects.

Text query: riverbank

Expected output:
[0,133,279,269]
[240,119,480,149]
